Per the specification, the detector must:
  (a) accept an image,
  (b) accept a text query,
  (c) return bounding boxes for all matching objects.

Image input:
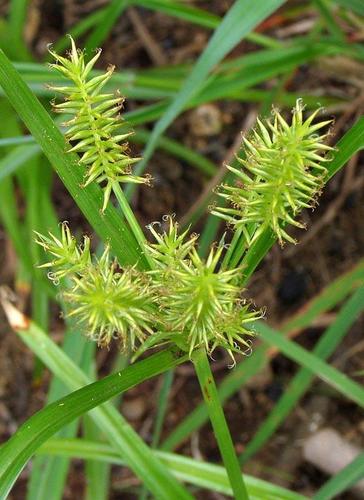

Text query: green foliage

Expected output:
[212,100,333,245]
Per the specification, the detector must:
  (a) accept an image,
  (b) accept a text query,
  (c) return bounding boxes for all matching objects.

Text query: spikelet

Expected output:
[36,223,156,351]
[65,247,156,350]
[144,219,262,362]
[48,37,150,211]
[212,100,333,245]
[145,215,198,271]
[34,222,91,281]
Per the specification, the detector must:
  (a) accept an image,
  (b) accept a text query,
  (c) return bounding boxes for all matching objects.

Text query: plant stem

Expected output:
[192,348,249,500]
[112,181,154,268]
[139,369,175,500]
[222,226,243,269]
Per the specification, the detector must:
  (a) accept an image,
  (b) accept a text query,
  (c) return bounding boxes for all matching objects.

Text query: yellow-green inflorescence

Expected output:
[212,100,333,245]
[36,219,261,362]
[144,217,262,360]
[48,36,150,211]
[36,223,156,350]
[39,39,333,363]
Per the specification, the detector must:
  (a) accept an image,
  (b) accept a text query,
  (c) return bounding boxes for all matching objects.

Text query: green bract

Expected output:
[212,100,333,245]
[48,36,150,211]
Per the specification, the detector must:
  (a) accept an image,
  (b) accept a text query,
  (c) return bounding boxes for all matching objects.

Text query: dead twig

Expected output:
[127,7,168,66]
[180,109,258,228]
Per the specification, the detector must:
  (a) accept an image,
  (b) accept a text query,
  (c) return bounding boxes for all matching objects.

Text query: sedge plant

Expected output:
[29,38,335,499]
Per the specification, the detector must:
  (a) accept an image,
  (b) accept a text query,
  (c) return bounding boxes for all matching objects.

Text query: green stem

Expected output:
[111,181,154,269]
[222,226,243,269]
[192,348,249,500]
[139,369,175,500]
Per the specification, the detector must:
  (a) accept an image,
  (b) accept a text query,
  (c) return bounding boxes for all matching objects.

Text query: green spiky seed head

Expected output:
[212,100,333,245]
[144,219,262,362]
[48,36,150,211]
[35,222,91,281]
[36,224,156,351]
[65,247,156,350]
[146,215,198,271]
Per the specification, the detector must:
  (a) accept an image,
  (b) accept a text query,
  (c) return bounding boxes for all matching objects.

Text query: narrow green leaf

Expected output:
[8,0,31,60]
[127,0,286,195]
[84,0,128,52]
[82,345,110,500]
[132,0,220,29]
[240,286,364,463]
[326,115,364,180]
[192,349,249,500]
[282,259,364,332]
[27,329,89,500]
[314,450,364,499]
[256,322,364,408]
[0,143,40,182]
[313,0,346,40]
[38,439,307,499]
[333,0,364,15]
[0,302,191,500]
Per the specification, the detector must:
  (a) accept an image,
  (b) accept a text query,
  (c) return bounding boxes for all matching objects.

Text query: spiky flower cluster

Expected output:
[48,37,149,211]
[144,218,262,362]
[146,215,198,271]
[37,224,155,350]
[212,100,333,245]
[64,248,156,349]
[37,219,261,362]
[35,222,91,281]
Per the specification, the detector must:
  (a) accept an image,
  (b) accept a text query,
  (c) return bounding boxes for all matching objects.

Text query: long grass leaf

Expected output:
[240,286,364,463]
[126,0,286,196]
[0,297,191,500]
[38,438,307,499]
[193,349,249,499]
[314,450,364,499]
[255,322,364,408]
[27,329,89,500]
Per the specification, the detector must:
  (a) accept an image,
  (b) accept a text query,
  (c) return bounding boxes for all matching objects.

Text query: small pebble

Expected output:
[122,397,146,421]
[188,104,222,137]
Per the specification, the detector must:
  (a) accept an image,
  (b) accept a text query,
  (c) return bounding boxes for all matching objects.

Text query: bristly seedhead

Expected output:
[35,222,91,281]
[64,247,156,350]
[142,218,262,363]
[36,224,156,352]
[212,100,333,246]
[48,36,150,211]
[145,215,198,271]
